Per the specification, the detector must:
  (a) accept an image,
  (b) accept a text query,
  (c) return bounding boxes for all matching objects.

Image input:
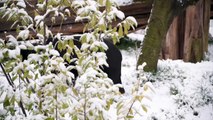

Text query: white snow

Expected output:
[209,20,213,36]
[114,0,133,6]
[17,0,26,8]
[127,29,145,42]
[119,20,213,119]
[121,47,213,120]
[17,29,30,40]
[112,7,125,20]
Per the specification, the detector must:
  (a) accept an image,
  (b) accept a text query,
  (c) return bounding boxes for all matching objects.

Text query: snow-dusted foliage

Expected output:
[0,0,152,119]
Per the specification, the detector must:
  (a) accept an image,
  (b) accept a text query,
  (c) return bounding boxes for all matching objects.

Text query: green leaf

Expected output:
[63,53,71,63]
[89,110,93,116]
[144,84,148,91]
[124,24,128,35]
[112,35,117,44]
[126,115,134,118]
[9,107,16,115]
[58,85,67,93]
[106,98,113,110]
[68,40,74,48]
[91,15,97,28]
[116,102,123,113]
[62,103,69,109]
[10,95,15,105]
[99,24,106,31]
[57,41,63,51]
[45,117,54,120]
[118,25,123,37]
[24,70,29,78]
[98,0,104,5]
[72,115,78,120]
[35,73,39,80]
[78,57,83,66]
[106,0,111,13]
[12,75,18,81]
[80,35,87,43]
[72,87,78,96]
[142,105,147,112]
[27,103,33,110]
[3,97,10,107]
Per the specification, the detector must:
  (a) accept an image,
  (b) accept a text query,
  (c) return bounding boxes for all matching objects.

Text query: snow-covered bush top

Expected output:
[0,0,153,119]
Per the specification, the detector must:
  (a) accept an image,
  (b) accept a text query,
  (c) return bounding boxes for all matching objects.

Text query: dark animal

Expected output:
[20,36,125,93]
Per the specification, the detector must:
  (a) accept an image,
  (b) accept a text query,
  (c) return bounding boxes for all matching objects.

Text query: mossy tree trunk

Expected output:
[161,0,210,62]
[136,0,199,72]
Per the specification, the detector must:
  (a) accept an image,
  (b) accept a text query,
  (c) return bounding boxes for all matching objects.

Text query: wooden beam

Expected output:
[0,2,151,39]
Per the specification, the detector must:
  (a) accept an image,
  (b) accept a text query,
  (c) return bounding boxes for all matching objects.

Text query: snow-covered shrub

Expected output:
[0,0,152,119]
[147,60,187,83]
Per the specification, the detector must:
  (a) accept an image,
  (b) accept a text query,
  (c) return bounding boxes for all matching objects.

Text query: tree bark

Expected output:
[136,0,179,72]
[136,0,200,72]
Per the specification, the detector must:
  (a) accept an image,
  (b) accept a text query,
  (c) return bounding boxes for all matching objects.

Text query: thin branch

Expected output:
[0,63,15,89]
[19,100,27,117]
[126,99,136,117]
[55,89,58,120]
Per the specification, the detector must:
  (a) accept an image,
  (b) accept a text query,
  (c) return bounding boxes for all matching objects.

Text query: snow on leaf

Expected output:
[17,0,26,8]
[17,29,30,40]
[49,49,60,56]
[126,16,138,26]
[7,35,18,46]
[18,44,27,49]
[115,9,125,20]
[8,47,20,59]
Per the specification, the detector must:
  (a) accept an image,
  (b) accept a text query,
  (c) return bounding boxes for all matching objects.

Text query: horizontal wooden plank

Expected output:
[0,16,148,39]
[0,2,151,32]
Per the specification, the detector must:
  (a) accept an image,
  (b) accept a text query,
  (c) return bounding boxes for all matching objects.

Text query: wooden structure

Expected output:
[1,1,213,39]
[162,0,211,62]
[0,2,152,39]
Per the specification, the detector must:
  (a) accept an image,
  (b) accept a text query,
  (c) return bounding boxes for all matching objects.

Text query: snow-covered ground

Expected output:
[121,21,213,120]
[121,50,213,120]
